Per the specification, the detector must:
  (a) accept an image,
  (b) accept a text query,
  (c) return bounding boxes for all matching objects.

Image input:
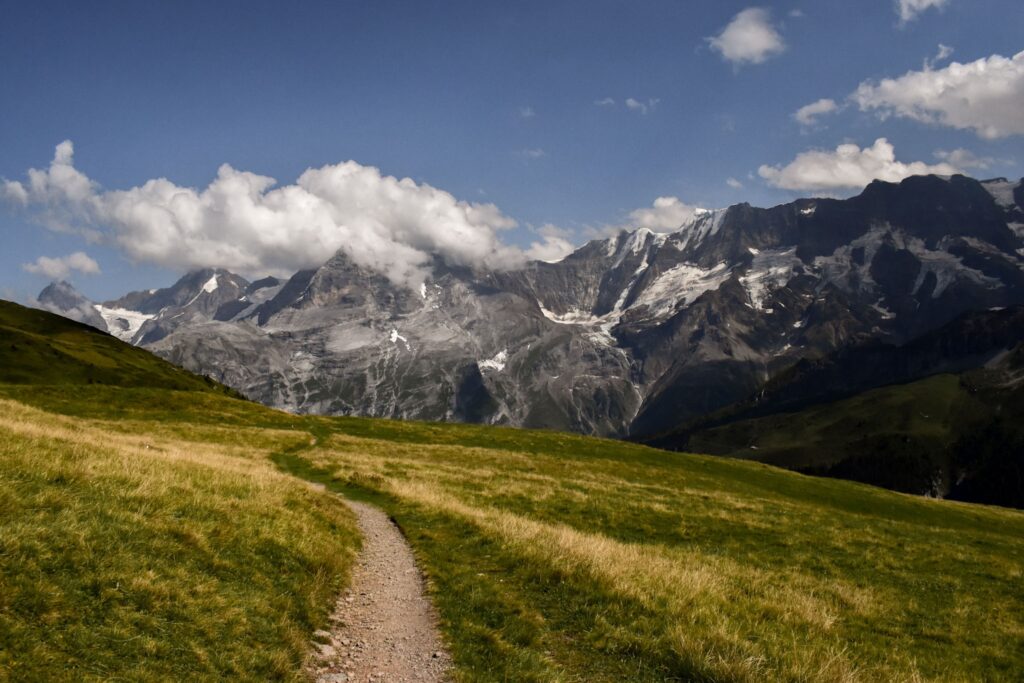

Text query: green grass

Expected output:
[277,424,1024,682]
[0,302,360,681]
[2,302,1023,681]
[687,374,971,468]
[0,300,240,395]
[0,397,360,682]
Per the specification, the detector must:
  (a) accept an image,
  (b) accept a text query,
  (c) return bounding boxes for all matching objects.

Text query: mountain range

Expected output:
[37,173,1024,499]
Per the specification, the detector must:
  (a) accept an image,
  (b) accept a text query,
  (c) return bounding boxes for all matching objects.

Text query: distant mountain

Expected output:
[645,305,1024,441]
[36,174,1024,451]
[37,280,107,331]
[640,306,1024,507]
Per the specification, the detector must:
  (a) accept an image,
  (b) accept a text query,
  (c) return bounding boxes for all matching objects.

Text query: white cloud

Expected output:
[726,177,744,189]
[594,97,616,107]
[518,106,535,119]
[707,8,785,66]
[628,196,706,232]
[896,0,949,24]
[22,251,101,279]
[518,148,546,159]
[5,141,526,291]
[625,97,659,114]
[924,43,954,69]
[758,138,959,192]
[525,224,575,263]
[853,50,1024,139]
[933,148,995,170]
[793,98,839,127]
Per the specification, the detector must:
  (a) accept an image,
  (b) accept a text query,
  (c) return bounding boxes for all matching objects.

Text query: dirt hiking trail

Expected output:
[309,499,452,683]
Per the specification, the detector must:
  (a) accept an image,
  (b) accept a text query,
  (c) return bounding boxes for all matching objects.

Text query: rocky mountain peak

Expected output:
[37,280,106,330]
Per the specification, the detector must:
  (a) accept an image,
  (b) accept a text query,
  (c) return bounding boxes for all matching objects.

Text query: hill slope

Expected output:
[0,300,241,394]
[0,302,359,681]
[644,307,1024,507]
[1,303,1022,681]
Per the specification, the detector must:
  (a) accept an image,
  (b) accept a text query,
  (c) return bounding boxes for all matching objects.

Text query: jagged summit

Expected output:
[37,280,107,331]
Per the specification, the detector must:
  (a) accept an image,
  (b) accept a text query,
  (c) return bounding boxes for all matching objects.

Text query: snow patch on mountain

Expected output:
[814,225,891,294]
[633,262,732,318]
[539,306,604,326]
[909,238,1004,298]
[672,208,727,251]
[93,305,154,342]
[982,179,1020,209]
[741,247,801,310]
[479,349,508,371]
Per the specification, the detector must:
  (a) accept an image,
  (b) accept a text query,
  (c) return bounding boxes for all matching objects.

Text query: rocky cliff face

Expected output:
[37,174,1024,438]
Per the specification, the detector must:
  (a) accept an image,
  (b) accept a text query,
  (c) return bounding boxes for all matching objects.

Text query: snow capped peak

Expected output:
[604,234,620,257]
[666,207,728,253]
[202,274,219,293]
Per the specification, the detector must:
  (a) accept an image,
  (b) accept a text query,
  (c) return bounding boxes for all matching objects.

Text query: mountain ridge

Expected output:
[35,173,1024,444]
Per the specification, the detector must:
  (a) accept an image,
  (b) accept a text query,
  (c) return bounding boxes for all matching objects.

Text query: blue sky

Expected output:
[1,0,1022,300]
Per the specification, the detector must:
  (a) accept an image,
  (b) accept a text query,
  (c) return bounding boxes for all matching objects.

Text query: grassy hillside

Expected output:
[0,302,359,681]
[688,373,969,476]
[0,300,239,393]
[2,302,1023,681]
[642,308,1024,506]
[676,359,1024,508]
[281,420,1024,682]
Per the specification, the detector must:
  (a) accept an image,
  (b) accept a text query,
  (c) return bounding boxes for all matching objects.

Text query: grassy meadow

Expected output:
[284,419,1024,682]
[0,394,359,682]
[0,301,1022,681]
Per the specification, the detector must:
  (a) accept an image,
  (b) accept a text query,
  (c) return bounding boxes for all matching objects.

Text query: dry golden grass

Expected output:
[0,399,358,682]
[293,429,1024,682]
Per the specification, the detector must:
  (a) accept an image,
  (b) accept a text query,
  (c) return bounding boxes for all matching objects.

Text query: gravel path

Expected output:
[309,499,452,683]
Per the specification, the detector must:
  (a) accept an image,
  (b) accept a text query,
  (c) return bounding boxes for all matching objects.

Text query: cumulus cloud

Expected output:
[707,8,785,66]
[726,177,744,189]
[628,196,706,232]
[793,98,839,127]
[933,148,995,170]
[22,251,101,279]
[4,141,527,291]
[625,97,660,114]
[896,0,949,24]
[594,97,616,107]
[758,138,960,192]
[853,50,1024,139]
[525,224,575,263]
